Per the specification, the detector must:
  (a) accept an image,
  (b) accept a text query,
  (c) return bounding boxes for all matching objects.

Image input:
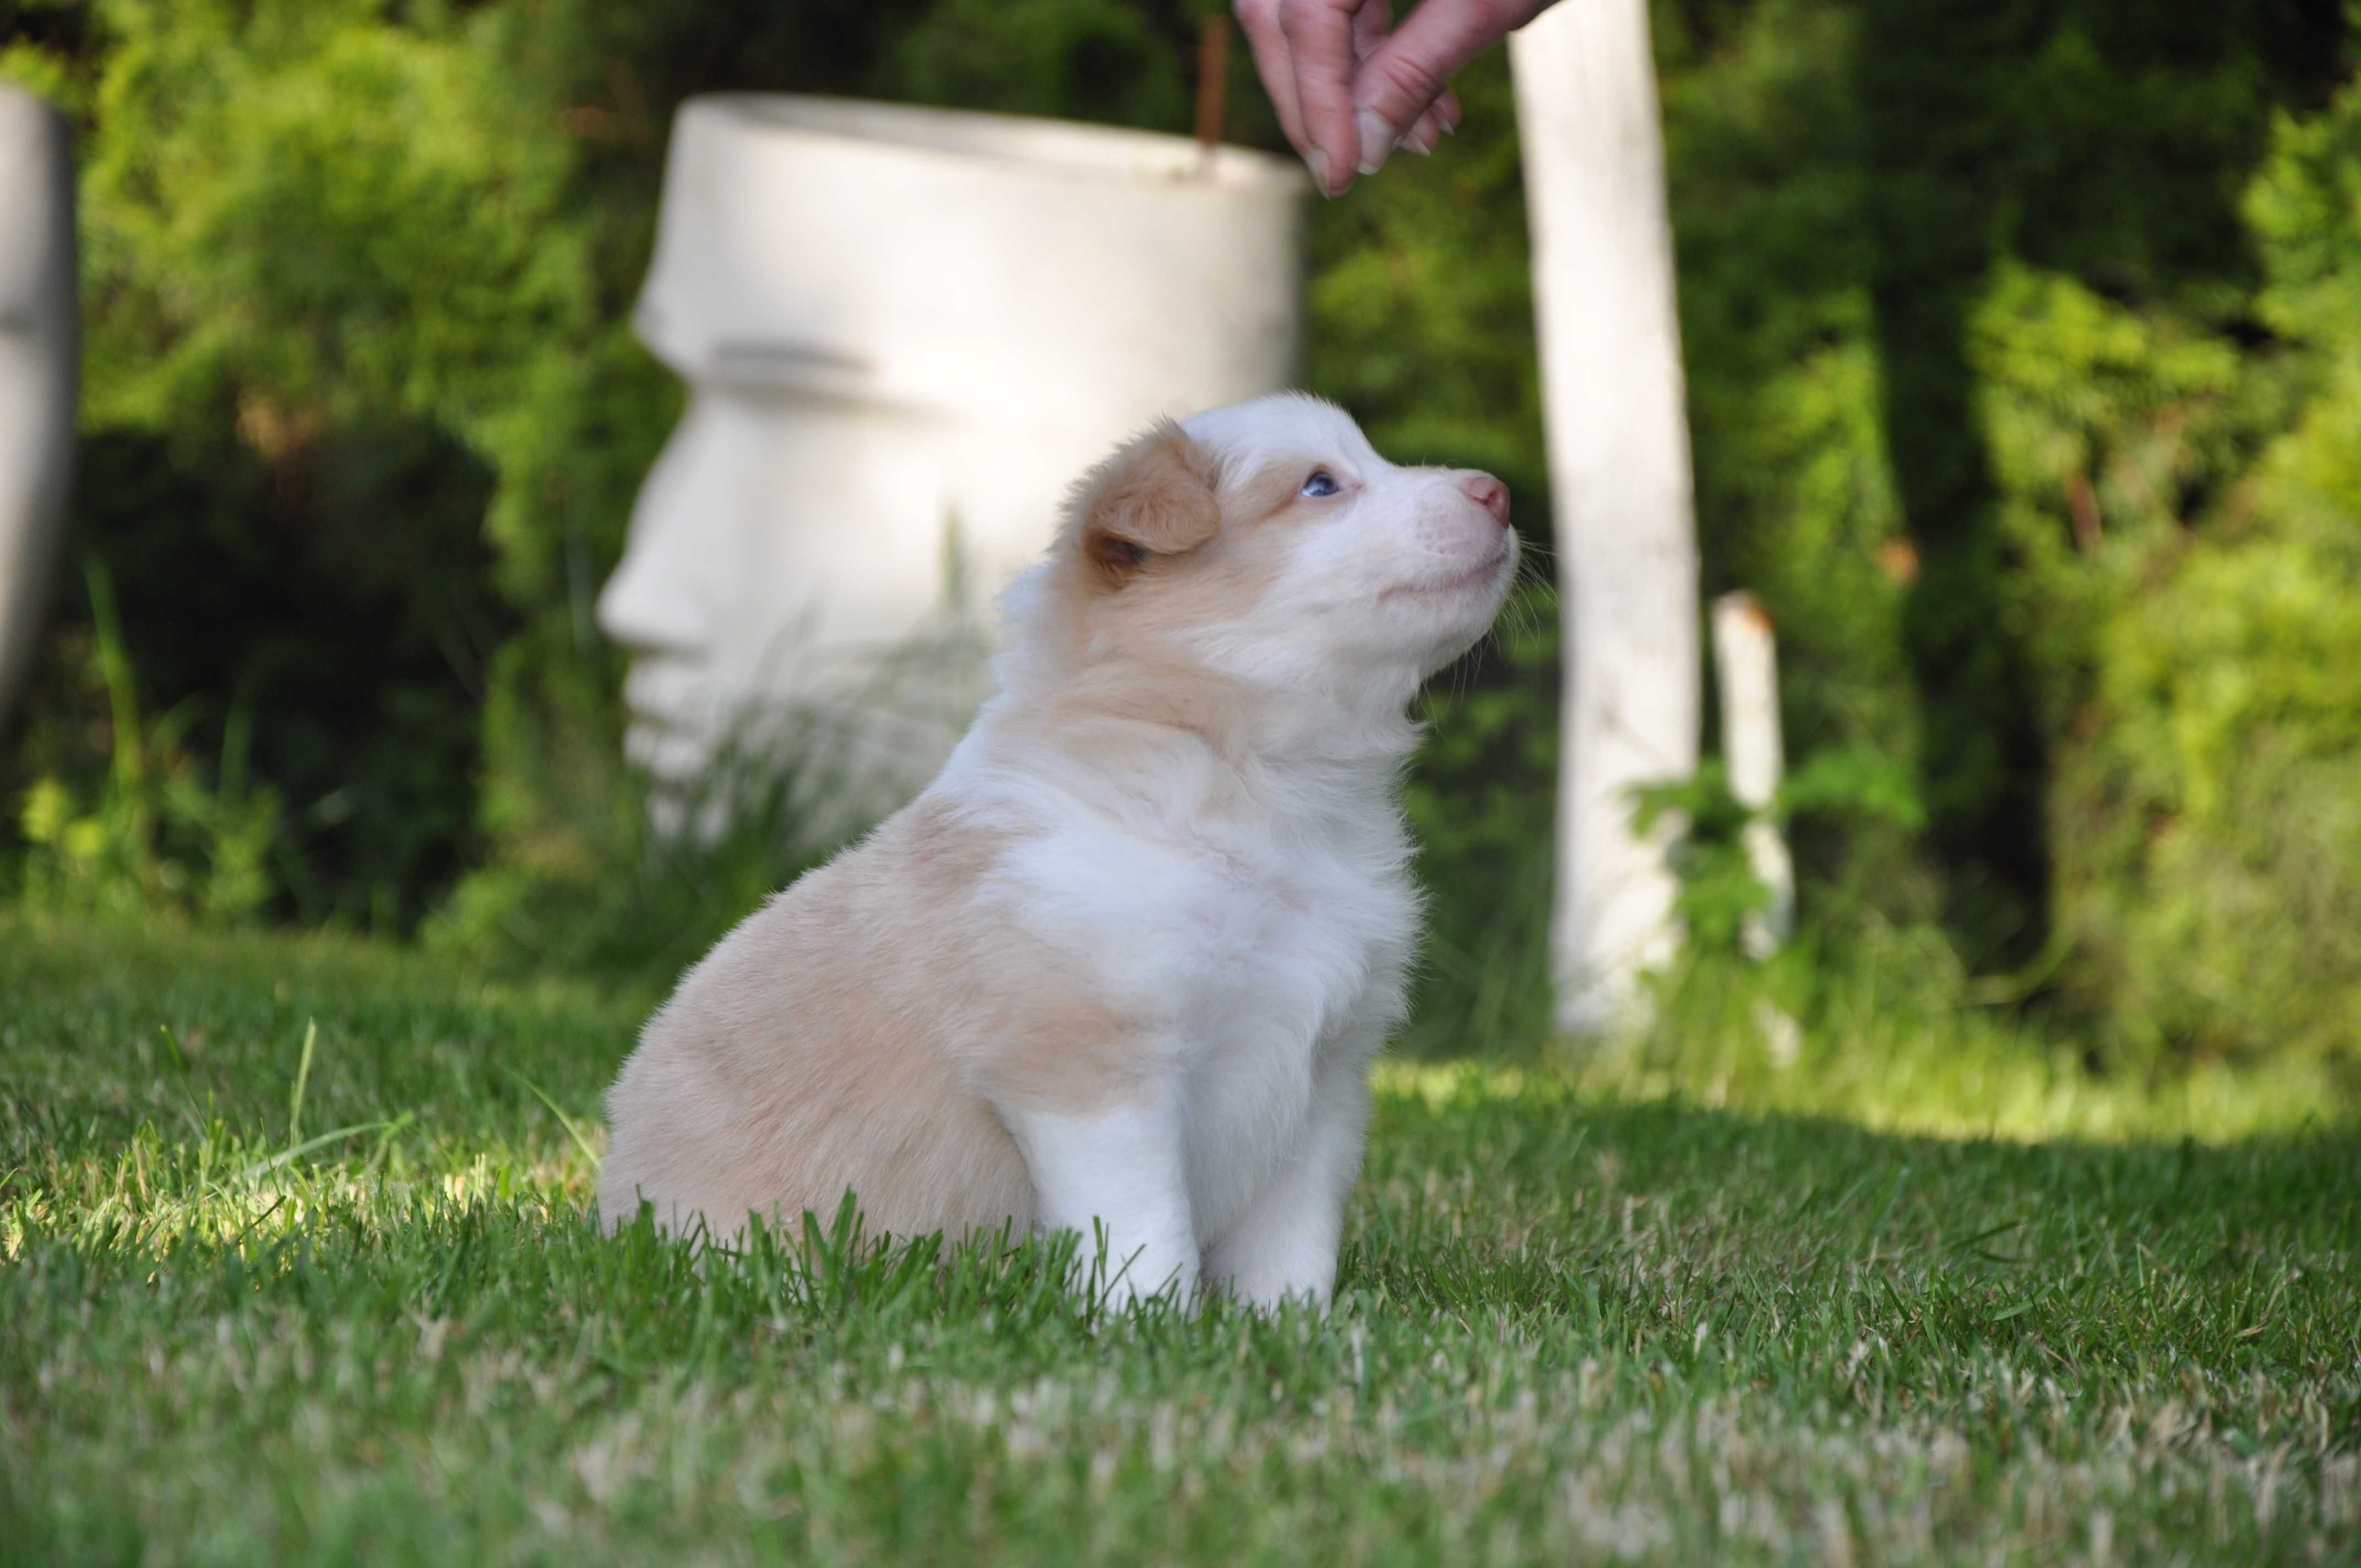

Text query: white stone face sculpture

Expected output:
[0,87,77,737]
[597,95,1304,810]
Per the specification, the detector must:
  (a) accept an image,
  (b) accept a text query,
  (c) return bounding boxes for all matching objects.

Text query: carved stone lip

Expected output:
[619,659,712,733]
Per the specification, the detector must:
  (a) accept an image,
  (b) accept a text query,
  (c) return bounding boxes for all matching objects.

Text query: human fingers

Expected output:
[1350,1,1443,157]
[1277,0,1369,195]
[1352,0,1552,155]
[1234,0,1310,156]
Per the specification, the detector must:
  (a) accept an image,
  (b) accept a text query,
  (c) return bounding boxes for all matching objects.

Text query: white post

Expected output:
[1512,1,1702,1036]
[1712,591,1792,957]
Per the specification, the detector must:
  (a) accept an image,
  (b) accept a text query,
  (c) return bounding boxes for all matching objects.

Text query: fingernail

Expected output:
[1306,147,1336,195]
[1402,125,1437,156]
[1355,108,1393,176]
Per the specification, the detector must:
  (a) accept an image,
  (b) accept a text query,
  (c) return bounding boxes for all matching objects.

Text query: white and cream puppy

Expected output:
[599,393,1517,1308]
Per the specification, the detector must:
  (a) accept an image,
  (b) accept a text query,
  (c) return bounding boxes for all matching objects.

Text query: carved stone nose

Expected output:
[1462,472,1510,525]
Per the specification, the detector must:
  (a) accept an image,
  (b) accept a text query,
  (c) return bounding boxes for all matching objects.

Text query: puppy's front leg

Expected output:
[1203,1054,1373,1311]
[1003,1087,1199,1307]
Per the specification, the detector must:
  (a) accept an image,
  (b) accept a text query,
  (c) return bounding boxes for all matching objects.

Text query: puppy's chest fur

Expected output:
[980,783,1418,1239]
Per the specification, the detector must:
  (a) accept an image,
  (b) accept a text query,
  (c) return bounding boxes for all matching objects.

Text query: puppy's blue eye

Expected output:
[1301,470,1340,498]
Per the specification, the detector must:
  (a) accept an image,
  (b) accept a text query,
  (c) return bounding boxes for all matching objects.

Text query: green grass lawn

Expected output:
[3,916,2357,1564]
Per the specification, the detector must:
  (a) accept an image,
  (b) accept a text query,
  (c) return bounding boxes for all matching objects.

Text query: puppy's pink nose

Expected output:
[1462,472,1510,525]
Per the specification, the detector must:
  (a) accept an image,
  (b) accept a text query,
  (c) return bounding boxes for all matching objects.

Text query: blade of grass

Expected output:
[502,1064,601,1171]
[241,1120,399,1181]
[287,1019,317,1145]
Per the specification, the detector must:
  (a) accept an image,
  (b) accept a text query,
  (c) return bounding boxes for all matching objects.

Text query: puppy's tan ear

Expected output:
[1067,422,1221,590]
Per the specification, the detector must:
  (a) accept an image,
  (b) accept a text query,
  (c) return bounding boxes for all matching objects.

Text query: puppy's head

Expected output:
[1012,394,1517,711]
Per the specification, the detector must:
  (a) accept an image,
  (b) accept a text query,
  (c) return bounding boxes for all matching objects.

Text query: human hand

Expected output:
[1233,0,1560,197]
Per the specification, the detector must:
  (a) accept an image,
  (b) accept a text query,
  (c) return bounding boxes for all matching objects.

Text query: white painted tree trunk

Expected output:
[1511,1,1702,1036]
[1712,591,1793,957]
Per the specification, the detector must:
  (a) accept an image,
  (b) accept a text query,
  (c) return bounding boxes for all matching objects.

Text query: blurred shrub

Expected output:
[2042,79,2361,1064]
[1655,0,2359,1066]
[33,421,516,928]
[3,0,611,928]
[12,564,277,923]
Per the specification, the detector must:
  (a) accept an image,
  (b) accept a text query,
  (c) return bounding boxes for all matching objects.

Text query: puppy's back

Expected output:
[599,801,1037,1244]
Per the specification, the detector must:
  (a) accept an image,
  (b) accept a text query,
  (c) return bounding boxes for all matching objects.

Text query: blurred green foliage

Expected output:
[1691,0,2359,1068]
[1633,746,1924,958]
[13,563,276,923]
[1,0,2357,1072]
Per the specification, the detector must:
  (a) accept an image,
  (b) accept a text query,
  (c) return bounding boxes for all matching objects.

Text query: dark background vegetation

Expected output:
[3,0,2359,1081]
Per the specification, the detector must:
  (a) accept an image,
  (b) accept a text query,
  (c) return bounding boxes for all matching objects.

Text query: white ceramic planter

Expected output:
[0,86,77,736]
[597,95,1305,804]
